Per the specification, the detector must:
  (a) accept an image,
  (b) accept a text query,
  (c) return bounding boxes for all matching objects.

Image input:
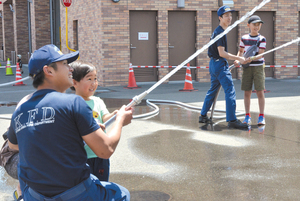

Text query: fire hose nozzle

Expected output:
[104,91,148,127]
[127,91,148,108]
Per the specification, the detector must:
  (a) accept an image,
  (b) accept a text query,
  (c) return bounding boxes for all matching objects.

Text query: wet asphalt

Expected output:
[1,66,300,200]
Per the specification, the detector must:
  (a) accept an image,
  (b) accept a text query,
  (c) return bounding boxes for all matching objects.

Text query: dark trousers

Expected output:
[201,58,237,122]
[20,174,130,201]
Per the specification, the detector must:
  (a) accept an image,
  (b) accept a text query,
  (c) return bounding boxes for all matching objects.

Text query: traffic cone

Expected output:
[5,58,14,76]
[179,64,198,92]
[13,62,26,86]
[124,63,140,89]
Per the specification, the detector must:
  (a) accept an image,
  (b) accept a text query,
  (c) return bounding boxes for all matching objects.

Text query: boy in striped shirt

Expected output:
[234,15,266,126]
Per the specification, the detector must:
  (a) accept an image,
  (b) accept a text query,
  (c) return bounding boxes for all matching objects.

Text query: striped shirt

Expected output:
[239,34,266,66]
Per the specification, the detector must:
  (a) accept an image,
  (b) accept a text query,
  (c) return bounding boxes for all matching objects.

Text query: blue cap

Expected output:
[29,44,79,76]
[217,5,235,17]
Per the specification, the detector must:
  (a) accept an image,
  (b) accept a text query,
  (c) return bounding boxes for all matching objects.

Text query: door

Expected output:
[168,11,196,81]
[212,11,238,78]
[130,11,158,82]
[254,11,275,77]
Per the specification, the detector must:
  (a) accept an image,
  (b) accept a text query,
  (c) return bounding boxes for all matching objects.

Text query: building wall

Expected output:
[60,1,104,85]
[30,0,36,51]
[0,0,299,84]
[0,5,3,54]
[13,0,17,62]
[0,0,30,63]
[14,0,29,64]
[274,1,298,79]
[3,2,14,62]
[60,0,300,87]
[100,1,128,86]
[33,0,51,50]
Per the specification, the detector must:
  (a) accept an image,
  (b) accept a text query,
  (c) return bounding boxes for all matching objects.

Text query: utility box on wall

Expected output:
[218,0,234,7]
[177,0,185,8]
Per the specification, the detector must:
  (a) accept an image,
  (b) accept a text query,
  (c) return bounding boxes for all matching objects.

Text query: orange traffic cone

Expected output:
[124,63,140,89]
[5,58,14,76]
[13,62,26,86]
[179,64,198,92]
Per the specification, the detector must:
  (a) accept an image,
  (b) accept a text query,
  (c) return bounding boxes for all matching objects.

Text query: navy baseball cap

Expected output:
[217,5,235,17]
[29,44,79,76]
[248,15,264,24]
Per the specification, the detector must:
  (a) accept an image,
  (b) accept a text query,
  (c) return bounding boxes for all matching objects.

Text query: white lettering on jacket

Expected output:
[15,107,56,133]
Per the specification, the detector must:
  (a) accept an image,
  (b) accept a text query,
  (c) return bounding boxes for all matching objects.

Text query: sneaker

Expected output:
[242,115,251,125]
[257,116,265,125]
[13,190,18,201]
[199,115,209,123]
[13,190,23,201]
[228,119,249,129]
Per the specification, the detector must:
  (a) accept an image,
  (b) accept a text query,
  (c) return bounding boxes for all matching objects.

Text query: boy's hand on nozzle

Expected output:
[116,105,133,127]
[238,57,246,64]
[245,57,252,63]
[234,60,240,67]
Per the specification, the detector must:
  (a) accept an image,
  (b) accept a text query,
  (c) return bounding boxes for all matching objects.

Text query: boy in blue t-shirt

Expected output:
[7,44,133,201]
[199,5,248,129]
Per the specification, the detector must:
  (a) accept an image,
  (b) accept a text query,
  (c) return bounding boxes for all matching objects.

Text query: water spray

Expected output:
[250,37,300,61]
[104,0,271,127]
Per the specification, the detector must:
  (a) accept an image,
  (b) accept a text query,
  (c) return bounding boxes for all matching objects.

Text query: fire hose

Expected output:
[104,0,271,127]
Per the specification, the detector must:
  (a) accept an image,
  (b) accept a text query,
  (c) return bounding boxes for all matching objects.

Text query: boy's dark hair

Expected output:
[31,63,57,89]
[70,61,96,91]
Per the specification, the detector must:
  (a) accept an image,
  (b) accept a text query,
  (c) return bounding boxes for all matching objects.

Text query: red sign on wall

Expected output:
[61,0,72,7]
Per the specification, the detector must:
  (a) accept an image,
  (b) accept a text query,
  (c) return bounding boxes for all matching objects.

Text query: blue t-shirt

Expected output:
[8,89,100,197]
[208,25,227,59]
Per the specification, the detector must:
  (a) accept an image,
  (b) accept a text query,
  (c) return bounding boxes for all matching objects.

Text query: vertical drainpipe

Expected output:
[50,0,53,44]
[28,0,32,54]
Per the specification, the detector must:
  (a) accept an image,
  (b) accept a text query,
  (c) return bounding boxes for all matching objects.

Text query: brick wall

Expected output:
[0,10,3,51]
[274,0,298,79]
[0,0,299,84]
[274,67,298,79]
[73,20,78,50]
[3,2,14,61]
[59,0,300,86]
[101,1,129,86]
[33,0,51,50]
[60,1,104,84]
[14,0,29,64]
[30,1,36,51]
[196,5,214,82]
[157,10,169,82]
